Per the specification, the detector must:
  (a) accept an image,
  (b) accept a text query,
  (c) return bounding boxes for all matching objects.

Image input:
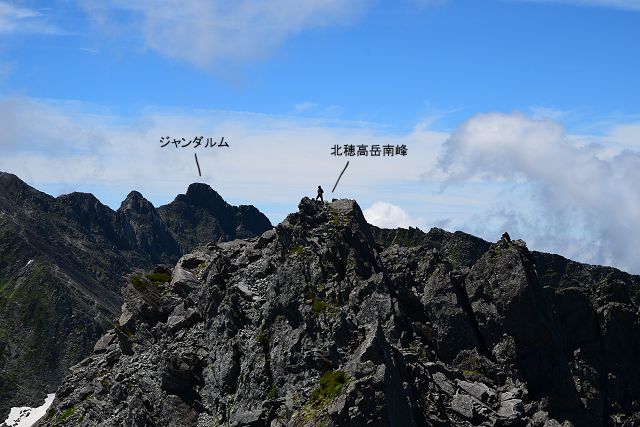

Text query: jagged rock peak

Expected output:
[280,198,373,247]
[0,171,52,205]
[0,173,273,420]
[57,191,103,206]
[286,197,370,230]
[122,190,144,203]
[119,190,155,214]
[0,171,22,184]
[181,182,228,210]
[55,192,118,223]
[40,195,640,426]
[275,197,381,280]
[157,183,272,249]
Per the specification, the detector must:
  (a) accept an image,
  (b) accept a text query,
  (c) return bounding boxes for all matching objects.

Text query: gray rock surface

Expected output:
[38,197,640,426]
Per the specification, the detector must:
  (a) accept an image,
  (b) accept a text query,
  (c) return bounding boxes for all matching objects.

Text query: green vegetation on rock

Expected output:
[130,274,144,288]
[291,245,307,255]
[310,370,348,407]
[0,263,50,305]
[145,271,172,285]
[308,292,337,317]
[266,384,277,400]
[130,270,171,289]
[298,370,349,424]
[55,406,76,424]
[195,261,208,275]
[311,299,329,315]
[256,332,269,347]
[329,210,349,227]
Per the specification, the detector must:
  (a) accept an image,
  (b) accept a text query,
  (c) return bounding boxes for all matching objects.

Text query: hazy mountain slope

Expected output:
[0,172,273,421]
[0,173,126,418]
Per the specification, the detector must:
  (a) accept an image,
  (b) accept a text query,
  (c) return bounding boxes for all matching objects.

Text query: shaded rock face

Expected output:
[157,183,273,252]
[0,172,272,420]
[118,190,182,263]
[41,198,640,426]
[371,226,490,269]
[463,242,580,418]
[0,173,127,419]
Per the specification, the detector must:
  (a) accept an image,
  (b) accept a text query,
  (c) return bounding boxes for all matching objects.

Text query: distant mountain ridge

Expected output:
[0,172,273,419]
[157,183,274,254]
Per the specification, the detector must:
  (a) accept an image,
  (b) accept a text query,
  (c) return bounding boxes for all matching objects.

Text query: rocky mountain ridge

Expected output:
[40,198,640,426]
[0,172,272,420]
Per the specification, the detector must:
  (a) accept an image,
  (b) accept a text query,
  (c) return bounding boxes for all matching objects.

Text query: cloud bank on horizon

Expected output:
[0,0,639,274]
[2,96,640,272]
[437,112,640,273]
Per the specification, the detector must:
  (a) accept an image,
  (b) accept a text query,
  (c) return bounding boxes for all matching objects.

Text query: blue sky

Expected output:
[4,1,639,127]
[1,0,639,272]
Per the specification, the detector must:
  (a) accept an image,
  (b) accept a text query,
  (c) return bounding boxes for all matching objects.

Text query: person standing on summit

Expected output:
[316,185,324,203]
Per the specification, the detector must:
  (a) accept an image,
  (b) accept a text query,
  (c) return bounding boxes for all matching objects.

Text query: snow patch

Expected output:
[3,394,55,427]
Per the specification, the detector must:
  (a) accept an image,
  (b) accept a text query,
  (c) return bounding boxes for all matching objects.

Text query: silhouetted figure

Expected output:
[316,185,324,203]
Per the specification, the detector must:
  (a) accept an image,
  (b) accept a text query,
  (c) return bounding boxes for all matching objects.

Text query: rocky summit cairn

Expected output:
[40,198,640,426]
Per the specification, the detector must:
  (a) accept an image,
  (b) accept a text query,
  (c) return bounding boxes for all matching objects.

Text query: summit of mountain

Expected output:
[157,182,273,253]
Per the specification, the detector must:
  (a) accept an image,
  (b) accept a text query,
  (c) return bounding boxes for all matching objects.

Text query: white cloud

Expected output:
[512,0,640,11]
[0,96,447,223]
[0,1,61,34]
[79,47,99,54]
[606,123,640,149]
[437,112,640,273]
[79,0,367,70]
[529,106,571,121]
[363,201,421,228]
[293,102,317,113]
[4,96,640,274]
[0,2,40,31]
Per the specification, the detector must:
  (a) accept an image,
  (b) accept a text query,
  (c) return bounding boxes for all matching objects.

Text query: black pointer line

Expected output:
[194,153,202,177]
[332,161,349,193]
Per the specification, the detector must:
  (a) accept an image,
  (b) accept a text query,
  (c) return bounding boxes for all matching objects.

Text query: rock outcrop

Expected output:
[40,198,640,426]
[118,190,182,263]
